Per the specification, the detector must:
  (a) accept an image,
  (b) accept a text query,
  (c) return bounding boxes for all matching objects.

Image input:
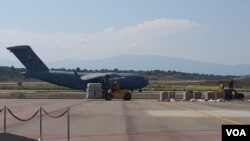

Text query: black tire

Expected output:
[236,93,244,100]
[105,94,113,101]
[123,93,131,101]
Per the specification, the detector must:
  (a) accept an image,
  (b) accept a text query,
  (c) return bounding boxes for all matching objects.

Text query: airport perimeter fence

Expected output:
[0,106,70,141]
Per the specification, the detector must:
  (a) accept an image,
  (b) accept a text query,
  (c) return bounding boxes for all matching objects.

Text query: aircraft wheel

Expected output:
[139,89,142,92]
[123,92,131,101]
[236,93,244,99]
[105,94,113,101]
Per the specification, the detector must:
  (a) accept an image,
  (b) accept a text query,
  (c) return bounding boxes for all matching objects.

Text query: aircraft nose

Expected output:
[141,77,149,87]
[143,78,149,86]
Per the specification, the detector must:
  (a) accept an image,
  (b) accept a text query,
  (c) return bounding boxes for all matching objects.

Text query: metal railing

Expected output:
[1,106,70,141]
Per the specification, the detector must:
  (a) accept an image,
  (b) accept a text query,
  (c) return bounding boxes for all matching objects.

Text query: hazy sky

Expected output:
[0,0,249,65]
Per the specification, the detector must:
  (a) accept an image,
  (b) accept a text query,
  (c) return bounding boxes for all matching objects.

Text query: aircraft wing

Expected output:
[80,73,112,81]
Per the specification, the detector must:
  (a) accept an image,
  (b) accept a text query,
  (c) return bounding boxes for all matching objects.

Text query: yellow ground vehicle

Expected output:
[218,81,244,100]
[105,81,132,101]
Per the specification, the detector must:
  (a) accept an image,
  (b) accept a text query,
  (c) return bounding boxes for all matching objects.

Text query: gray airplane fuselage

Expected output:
[26,71,148,90]
[7,45,148,91]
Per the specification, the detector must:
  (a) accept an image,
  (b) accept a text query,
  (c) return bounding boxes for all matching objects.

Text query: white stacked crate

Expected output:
[86,83,103,99]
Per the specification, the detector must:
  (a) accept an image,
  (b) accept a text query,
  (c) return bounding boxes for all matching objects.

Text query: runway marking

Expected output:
[24,133,220,139]
[147,110,206,117]
[148,110,250,118]
[160,102,244,125]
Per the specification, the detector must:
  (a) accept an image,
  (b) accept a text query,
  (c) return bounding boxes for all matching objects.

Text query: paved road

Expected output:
[0,99,249,141]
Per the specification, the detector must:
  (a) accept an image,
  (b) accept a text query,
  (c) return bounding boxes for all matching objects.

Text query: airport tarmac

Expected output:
[0,99,249,141]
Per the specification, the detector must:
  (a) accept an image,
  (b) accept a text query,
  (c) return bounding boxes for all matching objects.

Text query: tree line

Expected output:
[0,66,236,82]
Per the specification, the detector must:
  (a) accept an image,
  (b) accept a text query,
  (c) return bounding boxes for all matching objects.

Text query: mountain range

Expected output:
[1,54,249,76]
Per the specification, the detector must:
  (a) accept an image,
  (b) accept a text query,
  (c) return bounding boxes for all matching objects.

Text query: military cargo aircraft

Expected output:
[7,46,149,99]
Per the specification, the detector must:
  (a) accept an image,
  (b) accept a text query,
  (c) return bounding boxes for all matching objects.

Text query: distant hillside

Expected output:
[0,58,20,67]
[1,54,250,75]
[48,54,250,75]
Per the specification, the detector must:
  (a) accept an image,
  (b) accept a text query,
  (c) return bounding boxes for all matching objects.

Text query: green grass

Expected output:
[1,81,250,92]
[144,84,218,91]
[144,81,250,92]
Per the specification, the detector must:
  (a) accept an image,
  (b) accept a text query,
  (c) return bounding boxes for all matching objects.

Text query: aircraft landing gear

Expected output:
[105,93,113,101]
[123,92,132,101]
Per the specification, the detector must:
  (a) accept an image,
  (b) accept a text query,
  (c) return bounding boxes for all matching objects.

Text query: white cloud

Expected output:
[103,27,115,34]
[0,19,199,62]
[120,19,197,35]
[130,43,137,48]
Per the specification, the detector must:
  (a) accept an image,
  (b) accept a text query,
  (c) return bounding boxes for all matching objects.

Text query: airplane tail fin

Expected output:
[7,45,49,72]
